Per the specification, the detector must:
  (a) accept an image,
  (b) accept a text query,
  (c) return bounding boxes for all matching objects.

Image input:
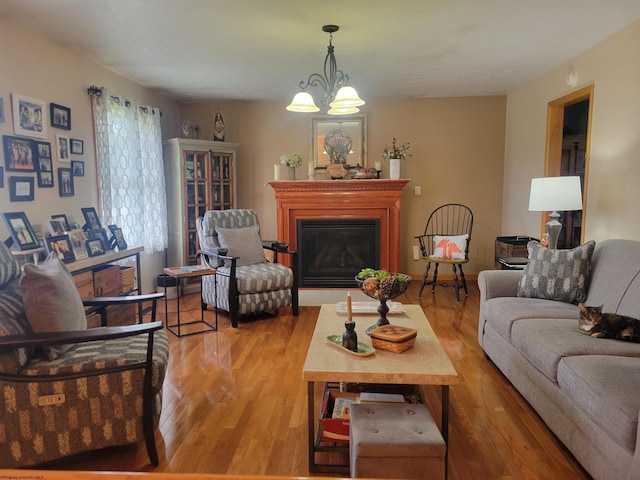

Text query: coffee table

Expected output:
[302,304,458,477]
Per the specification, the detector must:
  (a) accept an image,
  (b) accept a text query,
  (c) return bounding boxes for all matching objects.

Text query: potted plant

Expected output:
[382,138,410,179]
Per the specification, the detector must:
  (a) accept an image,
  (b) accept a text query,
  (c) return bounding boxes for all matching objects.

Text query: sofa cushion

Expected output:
[517,240,595,304]
[558,355,640,451]
[217,263,293,294]
[216,225,266,267]
[20,253,87,360]
[0,241,21,289]
[483,296,578,342]
[511,318,640,382]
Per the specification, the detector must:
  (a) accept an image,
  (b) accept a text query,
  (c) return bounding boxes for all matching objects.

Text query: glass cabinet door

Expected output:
[209,152,233,210]
[184,151,209,264]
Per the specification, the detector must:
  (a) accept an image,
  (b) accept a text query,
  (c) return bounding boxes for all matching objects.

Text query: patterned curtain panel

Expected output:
[91,88,168,254]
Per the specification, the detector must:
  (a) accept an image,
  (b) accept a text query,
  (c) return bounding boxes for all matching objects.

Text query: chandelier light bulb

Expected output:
[286,91,320,112]
[330,86,365,108]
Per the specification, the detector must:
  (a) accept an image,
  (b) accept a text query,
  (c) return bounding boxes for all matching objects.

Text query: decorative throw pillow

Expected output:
[433,234,468,259]
[216,225,266,267]
[517,240,596,304]
[20,252,87,360]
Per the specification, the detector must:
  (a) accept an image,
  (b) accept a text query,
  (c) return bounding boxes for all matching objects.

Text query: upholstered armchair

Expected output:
[196,209,298,328]
[0,242,169,468]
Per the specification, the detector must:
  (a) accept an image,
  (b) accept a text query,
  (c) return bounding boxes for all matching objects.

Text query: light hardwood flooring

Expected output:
[44,282,591,479]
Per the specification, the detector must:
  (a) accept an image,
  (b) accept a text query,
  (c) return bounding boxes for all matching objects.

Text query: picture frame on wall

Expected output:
[0,97,4,123]
[3,135,36,172]
[37,171,54,188]
[71,160,84,176]
[311,114,367,171]
[0,167,4,188]
[58,167,74,197]
[45,234,75,264]
[9,176,34,202]
[81,207,102,230]
[68,229,88,260]
[50,103,71,130]
[56,134,70,162]
[12,93,48,139]
[70,138,83,155]
[1,211,40,250]
[35,141,52,171]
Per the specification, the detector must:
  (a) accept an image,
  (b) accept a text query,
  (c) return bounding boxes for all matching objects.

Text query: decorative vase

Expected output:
[355,273,412,335]
[389,158,401,180]
[289,166,296,180]
[342,321,358,352]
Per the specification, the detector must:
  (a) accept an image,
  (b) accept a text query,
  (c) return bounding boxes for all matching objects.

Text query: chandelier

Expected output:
[286,25,365,116]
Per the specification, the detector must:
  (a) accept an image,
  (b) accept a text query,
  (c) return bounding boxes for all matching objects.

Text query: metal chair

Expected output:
[415,204,473,302]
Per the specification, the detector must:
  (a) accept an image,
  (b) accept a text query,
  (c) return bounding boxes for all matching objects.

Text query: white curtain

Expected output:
[91,88,167,254]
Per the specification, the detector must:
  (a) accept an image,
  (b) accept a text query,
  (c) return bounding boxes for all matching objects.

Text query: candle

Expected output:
[274,164,280,181]
[308,161,315,176]
[374,160,382,171]
[346,291,353,322]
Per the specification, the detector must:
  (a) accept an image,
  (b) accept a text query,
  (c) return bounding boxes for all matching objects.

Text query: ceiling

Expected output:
[2,0,640,103]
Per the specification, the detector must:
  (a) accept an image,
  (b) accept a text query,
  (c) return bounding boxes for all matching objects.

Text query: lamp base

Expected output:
[546,211,562,250]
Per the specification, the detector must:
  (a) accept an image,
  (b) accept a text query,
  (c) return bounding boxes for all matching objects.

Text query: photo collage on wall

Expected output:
[1,93,86,201]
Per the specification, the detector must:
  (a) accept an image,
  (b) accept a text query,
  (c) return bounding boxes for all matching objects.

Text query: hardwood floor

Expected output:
[44,282,592,479]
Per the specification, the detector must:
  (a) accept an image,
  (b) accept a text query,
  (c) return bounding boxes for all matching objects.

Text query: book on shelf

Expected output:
[332,397,358,419]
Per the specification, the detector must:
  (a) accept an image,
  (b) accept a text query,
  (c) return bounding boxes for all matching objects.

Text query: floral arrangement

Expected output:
[382,137,411,160]
[279,153,303,168]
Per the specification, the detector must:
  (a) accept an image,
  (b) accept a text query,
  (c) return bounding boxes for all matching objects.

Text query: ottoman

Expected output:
[349,403,446,479]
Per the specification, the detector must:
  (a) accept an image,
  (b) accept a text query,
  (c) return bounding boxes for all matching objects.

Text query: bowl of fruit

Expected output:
[355,268,412,334]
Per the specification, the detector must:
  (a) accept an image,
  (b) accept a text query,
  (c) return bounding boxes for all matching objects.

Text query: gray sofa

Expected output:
[478,239,640,480]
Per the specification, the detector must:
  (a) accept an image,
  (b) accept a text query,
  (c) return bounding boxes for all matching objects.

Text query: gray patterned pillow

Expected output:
[517,240,596,304]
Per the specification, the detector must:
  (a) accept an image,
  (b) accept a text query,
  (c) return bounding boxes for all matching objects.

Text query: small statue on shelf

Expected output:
[214,109,225,142]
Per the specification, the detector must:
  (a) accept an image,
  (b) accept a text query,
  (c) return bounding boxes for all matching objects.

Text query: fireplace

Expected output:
[268,179,409,287]
[298,219,380,287]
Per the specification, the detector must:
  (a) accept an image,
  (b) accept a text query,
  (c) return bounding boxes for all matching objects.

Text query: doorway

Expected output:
[544,85,593,248]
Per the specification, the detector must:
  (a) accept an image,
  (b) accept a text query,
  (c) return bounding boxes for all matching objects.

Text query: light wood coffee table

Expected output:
[302,304,458,477]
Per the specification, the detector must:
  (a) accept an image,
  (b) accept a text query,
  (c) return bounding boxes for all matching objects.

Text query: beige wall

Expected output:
[180,96,507,277]
[503,19,640,243]
[0,17,180,292]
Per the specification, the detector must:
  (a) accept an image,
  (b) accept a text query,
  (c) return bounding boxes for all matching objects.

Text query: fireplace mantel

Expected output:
[268,179,409,273]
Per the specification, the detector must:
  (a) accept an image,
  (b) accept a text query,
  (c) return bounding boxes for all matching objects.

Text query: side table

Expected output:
[163,265,217,337]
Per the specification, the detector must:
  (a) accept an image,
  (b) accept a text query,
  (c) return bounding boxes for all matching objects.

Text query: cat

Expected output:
[578,303,640,343]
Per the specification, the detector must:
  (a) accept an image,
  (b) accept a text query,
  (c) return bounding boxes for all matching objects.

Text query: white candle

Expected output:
[308,161,315,176]
[346,291,353,322]
[374,161,382,171]
[274,164,280,181]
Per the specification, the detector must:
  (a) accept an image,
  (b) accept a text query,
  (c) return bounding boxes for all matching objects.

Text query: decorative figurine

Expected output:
[214,109,225,142]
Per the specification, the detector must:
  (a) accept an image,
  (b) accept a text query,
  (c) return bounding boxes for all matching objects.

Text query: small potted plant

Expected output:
[382,138,410,179]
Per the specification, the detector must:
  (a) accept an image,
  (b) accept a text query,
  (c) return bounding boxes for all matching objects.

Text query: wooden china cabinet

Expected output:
[163,138,239,267]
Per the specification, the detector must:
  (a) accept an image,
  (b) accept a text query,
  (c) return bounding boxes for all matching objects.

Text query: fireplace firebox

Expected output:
[298,219,380,287]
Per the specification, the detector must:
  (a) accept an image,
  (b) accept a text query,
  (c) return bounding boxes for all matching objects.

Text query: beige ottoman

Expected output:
[349,403,446,479]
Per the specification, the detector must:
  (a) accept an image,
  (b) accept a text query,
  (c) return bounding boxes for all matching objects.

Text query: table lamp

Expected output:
[528,176,583,250]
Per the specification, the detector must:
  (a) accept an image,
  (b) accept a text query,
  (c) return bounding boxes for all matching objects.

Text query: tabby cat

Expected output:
[578,303,640,343]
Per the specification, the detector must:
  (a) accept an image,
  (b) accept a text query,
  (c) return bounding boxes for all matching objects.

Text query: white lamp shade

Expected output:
[327,105,360,115]
[528,176,583,212]
[286,92,320,112]
[329,86,365,107]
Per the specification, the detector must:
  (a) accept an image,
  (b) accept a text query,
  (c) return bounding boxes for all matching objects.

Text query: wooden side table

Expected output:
[163,265,217,337]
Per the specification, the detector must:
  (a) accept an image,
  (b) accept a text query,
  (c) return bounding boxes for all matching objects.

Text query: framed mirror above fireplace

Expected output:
[311,113,367,170]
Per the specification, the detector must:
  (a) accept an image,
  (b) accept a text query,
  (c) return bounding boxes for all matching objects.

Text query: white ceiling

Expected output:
[2,0,640,103]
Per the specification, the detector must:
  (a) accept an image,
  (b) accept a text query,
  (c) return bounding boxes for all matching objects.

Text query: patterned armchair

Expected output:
[0,241,169,467]
[196,209,298,328]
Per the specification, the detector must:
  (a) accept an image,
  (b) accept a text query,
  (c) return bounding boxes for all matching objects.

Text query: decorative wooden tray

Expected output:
[326,335,376,356]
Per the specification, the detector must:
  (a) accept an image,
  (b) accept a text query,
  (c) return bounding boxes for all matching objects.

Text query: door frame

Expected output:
[542,85,594,244]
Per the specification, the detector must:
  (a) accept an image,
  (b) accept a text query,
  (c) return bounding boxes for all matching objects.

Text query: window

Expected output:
[90,88,167,254]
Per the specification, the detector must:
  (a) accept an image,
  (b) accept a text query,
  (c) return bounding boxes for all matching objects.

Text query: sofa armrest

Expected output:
[478,269,522,301]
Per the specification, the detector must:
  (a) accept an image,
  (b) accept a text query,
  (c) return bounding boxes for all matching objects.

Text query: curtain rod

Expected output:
[87,85,161,116]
